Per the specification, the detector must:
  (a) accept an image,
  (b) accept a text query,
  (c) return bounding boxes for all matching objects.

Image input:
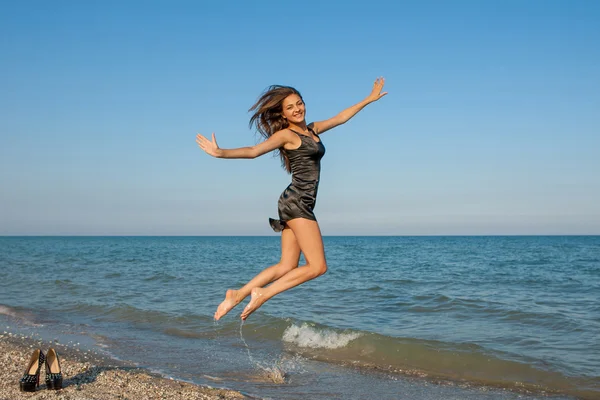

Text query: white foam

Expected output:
[282,323,362,349]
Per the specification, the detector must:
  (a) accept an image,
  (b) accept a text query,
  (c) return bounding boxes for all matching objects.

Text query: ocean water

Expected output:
[0,236,598,400]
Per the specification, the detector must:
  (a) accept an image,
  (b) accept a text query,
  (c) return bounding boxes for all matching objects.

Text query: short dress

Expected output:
[269,127,326,232]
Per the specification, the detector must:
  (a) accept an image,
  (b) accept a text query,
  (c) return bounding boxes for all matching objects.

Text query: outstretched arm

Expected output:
[196,130,292,159]
[311,77,387,135]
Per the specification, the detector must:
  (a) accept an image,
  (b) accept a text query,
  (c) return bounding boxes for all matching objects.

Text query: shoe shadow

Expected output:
[58,365,142,390]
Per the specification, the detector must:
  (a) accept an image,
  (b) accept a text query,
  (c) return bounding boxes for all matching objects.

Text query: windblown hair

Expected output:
[249,85,303,173]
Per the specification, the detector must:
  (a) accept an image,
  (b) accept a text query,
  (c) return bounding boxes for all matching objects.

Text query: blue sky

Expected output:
[1,0,599,235]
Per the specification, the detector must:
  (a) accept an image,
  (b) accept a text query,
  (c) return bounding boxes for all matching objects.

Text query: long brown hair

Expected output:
[249,85,303,173]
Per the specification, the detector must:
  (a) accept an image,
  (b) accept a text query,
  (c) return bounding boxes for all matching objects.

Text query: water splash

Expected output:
[239,320,286,383]
[239,320,258,367]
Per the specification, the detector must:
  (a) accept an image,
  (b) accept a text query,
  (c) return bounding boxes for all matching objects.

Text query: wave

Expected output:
[64,303,214,329]
[164,317,599,398]
[0,304,43,327]
[45,303,600,399]
[142,273,180,282]
[260,320,598,399]
[282,323,362,349]
[0,305,20,319]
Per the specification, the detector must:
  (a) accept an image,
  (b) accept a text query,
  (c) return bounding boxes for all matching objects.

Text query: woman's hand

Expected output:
[196,132,222,158]
[366,77,388,103]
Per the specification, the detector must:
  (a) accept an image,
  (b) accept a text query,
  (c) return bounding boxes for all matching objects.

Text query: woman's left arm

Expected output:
[311,77,387,135]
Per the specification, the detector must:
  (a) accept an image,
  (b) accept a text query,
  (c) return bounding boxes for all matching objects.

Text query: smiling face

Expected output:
[281,94,306,125]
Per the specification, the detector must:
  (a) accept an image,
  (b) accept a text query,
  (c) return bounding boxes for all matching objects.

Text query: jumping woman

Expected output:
[196,77,387,320]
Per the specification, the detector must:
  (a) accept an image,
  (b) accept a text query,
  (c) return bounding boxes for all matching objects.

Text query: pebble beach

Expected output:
[0,333,245,400]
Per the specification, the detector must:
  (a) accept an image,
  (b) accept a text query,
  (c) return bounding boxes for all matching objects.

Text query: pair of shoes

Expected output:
[19,348,63,392]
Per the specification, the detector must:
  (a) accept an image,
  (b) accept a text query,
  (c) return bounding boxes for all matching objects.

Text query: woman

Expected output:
[196,77,387,320]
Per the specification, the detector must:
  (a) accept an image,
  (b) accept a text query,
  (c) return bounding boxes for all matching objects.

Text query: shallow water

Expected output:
[1,236,598,399]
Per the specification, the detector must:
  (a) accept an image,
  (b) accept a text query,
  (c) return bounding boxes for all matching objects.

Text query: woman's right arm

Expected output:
[196,130,292,159]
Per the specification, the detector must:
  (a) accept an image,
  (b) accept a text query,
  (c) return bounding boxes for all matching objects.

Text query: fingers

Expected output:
[372,77,386,99]
[195,133,207,147]
[196,132,220,157]
[196,133,212,153]
[371,77,385,96]
[366,77,387,102]
[196,132,214,142]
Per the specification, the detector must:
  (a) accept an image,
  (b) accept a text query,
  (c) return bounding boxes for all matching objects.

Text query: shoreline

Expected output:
[0,315,593,400]
[0,332,246,400]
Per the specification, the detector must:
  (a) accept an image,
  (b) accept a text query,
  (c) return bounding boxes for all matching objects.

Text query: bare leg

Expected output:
[241,218,327,320]
[214,227,300,320]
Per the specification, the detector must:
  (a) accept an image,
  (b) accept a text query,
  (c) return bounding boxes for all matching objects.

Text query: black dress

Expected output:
[269,128,326,232]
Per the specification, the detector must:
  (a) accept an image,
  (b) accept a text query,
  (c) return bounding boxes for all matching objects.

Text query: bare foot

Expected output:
[240,288,267,320]
[214,289,241,321]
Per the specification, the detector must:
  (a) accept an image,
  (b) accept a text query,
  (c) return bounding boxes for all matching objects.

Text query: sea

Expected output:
[0,236,598,399]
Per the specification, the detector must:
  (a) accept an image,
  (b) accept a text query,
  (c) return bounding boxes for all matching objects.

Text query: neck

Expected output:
[288,122,308,132]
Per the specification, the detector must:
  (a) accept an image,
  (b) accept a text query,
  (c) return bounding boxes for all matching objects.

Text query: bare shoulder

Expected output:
[273,128,294,138]
[307,122,319,135]
[276,128,301,150]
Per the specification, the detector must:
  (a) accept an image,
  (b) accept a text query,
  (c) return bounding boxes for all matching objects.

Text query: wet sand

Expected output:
[0,332,245,400]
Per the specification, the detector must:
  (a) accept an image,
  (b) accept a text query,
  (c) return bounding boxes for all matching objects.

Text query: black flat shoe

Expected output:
[19,349,45,392]
[45,348,63,390]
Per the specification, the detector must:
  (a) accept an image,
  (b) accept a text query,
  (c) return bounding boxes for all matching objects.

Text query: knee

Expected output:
[310,262,327,278]
[277,262,297,274]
